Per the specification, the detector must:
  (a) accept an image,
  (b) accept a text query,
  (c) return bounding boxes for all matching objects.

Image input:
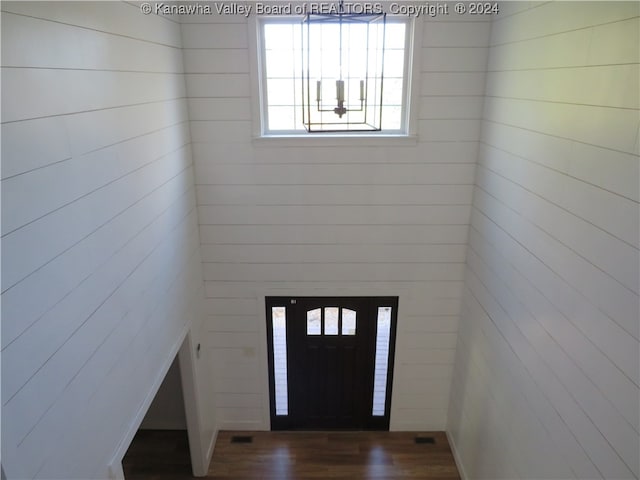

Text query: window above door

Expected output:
[253,15,418,137]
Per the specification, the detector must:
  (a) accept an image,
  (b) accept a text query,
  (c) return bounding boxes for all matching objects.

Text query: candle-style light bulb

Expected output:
[336,80,344,103]
[316,81,321,102]
[359,80,365,101]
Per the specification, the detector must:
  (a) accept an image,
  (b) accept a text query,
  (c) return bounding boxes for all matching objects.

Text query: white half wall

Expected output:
[1,2,214,478]
[447,2,639,479]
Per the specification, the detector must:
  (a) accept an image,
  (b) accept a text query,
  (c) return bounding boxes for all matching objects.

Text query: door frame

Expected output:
[265,296,399,431]
[178,332,209,476]
[109,329,209,479]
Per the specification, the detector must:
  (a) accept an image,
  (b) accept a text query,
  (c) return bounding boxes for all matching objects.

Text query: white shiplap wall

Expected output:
[447,2,639,479]
[1,3,213,478]
[182,9,490,430]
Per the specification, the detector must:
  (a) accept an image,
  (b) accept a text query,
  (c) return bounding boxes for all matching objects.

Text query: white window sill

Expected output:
[252,134,418,148]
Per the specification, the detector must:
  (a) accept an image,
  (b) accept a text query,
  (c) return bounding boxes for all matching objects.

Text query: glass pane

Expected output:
[264,23,295,50]
[267,79,296,106]
[307,308,321,335]
[265,50,295,78]
[382,78,404,106]
[263,18,409,133]
[346,49,367,77]
[347,23,368,52]
[383,50,405,77]
[372,307,392,416]
[324,307,339,335]
[267,106,296,131]
[319,24,340,52]
[381,106,402,131]
[385,23,406,49]
[342,309,356,335]
[272,307,288,415]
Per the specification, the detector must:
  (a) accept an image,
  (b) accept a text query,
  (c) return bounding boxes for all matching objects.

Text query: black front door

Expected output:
[266,296,398,431]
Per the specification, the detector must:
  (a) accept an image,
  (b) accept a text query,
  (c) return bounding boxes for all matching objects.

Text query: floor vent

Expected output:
[414,436,435,444]
[230,435,253,444]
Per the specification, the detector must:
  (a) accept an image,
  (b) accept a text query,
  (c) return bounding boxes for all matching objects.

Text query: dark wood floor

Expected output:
[123,429,461,479]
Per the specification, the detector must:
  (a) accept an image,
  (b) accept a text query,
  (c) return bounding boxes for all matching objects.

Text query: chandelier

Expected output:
[301,1,386,132]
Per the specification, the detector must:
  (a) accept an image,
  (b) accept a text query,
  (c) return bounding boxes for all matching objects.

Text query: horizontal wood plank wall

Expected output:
[181,11,490,431]
[1,3,211,478]
[447,2,639,479]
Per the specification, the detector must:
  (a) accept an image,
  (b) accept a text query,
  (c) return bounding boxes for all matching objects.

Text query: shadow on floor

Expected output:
[122,429,194,479]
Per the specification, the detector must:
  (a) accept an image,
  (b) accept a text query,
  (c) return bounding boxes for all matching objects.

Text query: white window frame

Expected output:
[249,14,421,141]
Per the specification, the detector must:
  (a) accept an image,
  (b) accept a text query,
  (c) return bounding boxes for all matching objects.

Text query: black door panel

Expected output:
[266,296,398,431]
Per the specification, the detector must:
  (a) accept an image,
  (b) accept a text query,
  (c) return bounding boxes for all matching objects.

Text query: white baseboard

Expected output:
[446,430,468,480]
[198,428,218,477]
[206,429,218,460]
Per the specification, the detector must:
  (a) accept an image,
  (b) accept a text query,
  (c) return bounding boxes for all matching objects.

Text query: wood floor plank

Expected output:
[123,430,461,479]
